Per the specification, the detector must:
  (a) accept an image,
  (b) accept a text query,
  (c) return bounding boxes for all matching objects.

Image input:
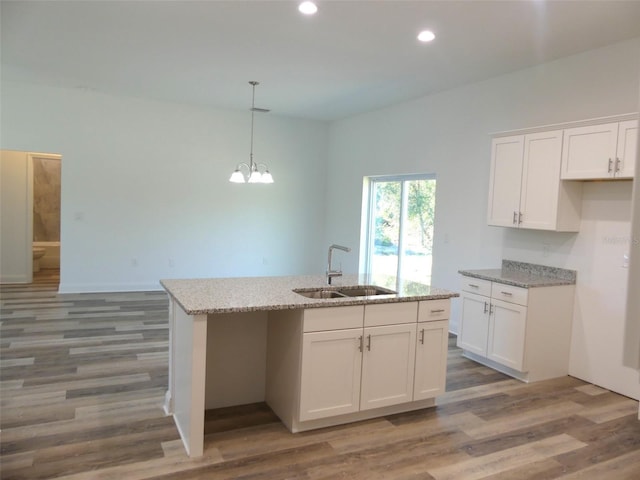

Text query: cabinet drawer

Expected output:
[491,283,528,306]
[364,302,417,327]
[418,299,450,322]
[303,306,364,332]
[460,276,492,296]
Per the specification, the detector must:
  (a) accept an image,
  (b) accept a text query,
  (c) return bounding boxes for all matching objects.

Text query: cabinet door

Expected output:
[457,292,490,356]
[414,320,449,400]
[487,135,524,227]
[299,328,362,421]
[519,130,563,230]
[487,299,527,372]
[614,120,638,179]
[561,122,618,179]
[360,324,416,411]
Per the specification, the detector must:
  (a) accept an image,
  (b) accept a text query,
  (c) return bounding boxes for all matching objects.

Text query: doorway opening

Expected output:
[31,153,61,286]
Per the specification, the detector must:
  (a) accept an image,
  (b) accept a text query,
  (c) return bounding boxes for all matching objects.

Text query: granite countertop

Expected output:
[458,260,577,288]
[160,274,458,315]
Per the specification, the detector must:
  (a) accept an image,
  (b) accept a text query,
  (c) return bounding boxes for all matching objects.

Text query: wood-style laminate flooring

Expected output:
[1,271,639,479]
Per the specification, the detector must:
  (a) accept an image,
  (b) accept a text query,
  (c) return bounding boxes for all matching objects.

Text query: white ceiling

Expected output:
[2,0,640,121]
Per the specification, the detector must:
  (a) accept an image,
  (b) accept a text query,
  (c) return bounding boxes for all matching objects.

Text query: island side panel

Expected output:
[164,298,175,415]
[172,305,207,457]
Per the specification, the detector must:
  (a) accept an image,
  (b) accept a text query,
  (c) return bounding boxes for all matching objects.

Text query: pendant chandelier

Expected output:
[229,81,274,184]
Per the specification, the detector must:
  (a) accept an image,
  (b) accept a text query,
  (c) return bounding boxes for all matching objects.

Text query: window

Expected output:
[362,174,436,286]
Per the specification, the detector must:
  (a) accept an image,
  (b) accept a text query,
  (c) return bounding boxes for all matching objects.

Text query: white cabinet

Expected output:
[360,323,416,410]
[487,298,527,371]
[561,120,638,180]
[458,290,490,356]
[299,327,363,421]
[457,274,574,383]
[266,299,451,432]
[414,319,449,400]
[488,130,582,232]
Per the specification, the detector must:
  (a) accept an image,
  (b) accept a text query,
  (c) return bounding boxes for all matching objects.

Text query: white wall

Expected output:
[325,38,640,398]
[0,150,33,282]
[0,82,330,292]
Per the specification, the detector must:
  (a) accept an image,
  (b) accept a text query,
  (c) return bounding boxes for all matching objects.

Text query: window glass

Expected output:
[365,175,436,285]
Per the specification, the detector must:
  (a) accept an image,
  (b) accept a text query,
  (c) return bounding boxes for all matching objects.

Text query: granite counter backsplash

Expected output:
[458,260,576,288]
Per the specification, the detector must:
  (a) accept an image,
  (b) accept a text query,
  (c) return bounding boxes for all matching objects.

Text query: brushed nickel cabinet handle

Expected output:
[615,157,621,173]
[430,308,445,313]
[366,334,371,351]
[513,211,518,225]
[484,301,488,314]
[608,158,613,173]
[358,335,363,352]
[518,212,523,225]
[501,291,513,296]
[420,328,425,345]
[468,284,480,288]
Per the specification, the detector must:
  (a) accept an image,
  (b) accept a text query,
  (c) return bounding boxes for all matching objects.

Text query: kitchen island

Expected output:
[161,274,458,457]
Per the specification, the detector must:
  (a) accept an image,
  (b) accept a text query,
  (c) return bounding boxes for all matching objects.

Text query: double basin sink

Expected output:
[293,285,396,299]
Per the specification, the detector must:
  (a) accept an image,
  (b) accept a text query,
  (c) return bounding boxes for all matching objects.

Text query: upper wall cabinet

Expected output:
[487,130,582,232]
[561,119,638,180]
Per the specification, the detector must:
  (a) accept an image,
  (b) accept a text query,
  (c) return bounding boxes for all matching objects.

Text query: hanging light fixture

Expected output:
[229,81,274,184]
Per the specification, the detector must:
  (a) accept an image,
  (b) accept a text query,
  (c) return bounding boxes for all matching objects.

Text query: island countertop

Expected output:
[160,274,458,315]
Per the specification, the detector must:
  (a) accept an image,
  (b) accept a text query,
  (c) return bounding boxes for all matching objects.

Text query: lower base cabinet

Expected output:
[458,274,574,382]
[299,327,362,421]
[414,319,449,400]
[360,323,417,411]
[266,300,450,432]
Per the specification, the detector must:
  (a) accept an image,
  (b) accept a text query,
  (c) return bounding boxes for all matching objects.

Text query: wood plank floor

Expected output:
[1,272,639,479]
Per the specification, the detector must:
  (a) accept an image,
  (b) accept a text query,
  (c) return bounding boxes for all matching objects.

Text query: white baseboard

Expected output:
[0,274,31,284]
[58,282,164,294]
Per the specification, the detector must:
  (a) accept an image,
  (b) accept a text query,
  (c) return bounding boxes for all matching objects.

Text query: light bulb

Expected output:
[299,1,318,15]
[229,170,246,183]
[261,171,274,184]
[248,170,262,183]
[417,30,435,43]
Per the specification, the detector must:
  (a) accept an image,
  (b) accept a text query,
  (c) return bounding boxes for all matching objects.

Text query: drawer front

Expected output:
[460,276,492,296]
[417,299,450,322]
[491,283,528,306]
[364,302,418,327]
[303,305,364,332]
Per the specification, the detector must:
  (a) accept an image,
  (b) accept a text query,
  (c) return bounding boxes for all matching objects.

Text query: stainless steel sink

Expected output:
[336,285,396,297]
[293,285,396,299]
[293,288,346,299]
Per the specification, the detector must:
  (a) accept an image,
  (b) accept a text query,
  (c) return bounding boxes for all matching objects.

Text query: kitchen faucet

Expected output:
[327,244,351,284]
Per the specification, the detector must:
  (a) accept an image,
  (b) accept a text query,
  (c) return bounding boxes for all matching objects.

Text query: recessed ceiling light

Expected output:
[299,1,318,15]
[417,30,436,43]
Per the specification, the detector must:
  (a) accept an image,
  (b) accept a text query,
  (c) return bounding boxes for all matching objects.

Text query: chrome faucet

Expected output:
[327,244,351,284]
